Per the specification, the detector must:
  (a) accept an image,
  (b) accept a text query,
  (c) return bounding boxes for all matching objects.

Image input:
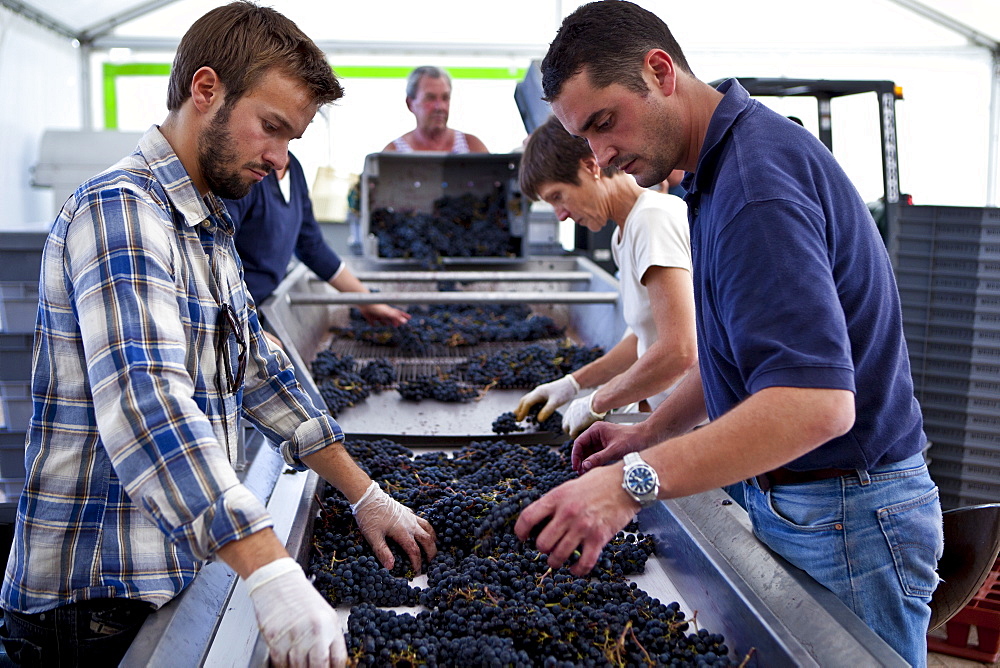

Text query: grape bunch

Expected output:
[334,302,563,355]
[463,341,604,389]
[358,359,395,389]
[491,412,523,435]
[397,375,477,403]
[307,437,739,666]
[491,404,564,435]
[311,350,395,417]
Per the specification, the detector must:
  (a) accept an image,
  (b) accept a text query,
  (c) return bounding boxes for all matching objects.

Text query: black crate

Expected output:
[0,381,31,432]
[0,430,25,482]
[0,282,39,334]
[895,270,1000,296]
[901,304,1000,332]
[931,470,1000,507]
[0,229,48,283]
[0,334,33,381]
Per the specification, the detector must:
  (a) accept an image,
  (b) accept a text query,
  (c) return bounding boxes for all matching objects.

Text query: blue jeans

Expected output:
[0,598,151,667]
[742,452,943,668]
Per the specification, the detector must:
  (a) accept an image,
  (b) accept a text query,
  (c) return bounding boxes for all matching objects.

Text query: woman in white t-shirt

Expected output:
[515,115,697,438]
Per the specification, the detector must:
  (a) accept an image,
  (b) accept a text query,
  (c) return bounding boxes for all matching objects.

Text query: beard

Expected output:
[197,103,268,200]
[620,103,685,189]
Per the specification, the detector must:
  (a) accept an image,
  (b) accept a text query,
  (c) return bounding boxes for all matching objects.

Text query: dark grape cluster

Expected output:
[464,341,604,388]
[394,341,604,404]
[311,349,358,379]
[491,412,523,434]
[398,375,478,403]
[491,404,564,435]
[311,350,395,417]
[371,188,520,266]
[358,359,395,389]
[307,438,738,666]
[334,302,563,356]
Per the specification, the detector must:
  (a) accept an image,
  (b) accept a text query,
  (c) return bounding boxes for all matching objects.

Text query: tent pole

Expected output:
[79,43,92,130]
[989,49,999,207]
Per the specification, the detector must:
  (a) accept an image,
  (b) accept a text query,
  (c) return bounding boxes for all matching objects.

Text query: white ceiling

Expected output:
[5,0,999,52]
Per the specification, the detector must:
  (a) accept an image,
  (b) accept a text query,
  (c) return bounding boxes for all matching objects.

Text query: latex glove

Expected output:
[515,374,581,422]
[246,557,346,668]
[563,392,608,439]
[352,481,437,572]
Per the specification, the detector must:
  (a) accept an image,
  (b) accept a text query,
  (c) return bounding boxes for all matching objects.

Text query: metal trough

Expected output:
[123,256,905,666]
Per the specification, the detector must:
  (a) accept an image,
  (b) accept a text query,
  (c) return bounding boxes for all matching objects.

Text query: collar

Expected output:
[686,78,753,197]
[138,125,235,235]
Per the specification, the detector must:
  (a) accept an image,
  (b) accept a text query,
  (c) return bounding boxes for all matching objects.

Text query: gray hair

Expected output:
[406,66,452,99]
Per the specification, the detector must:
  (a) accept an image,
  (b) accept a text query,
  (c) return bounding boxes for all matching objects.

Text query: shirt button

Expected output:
[202,221,211,228]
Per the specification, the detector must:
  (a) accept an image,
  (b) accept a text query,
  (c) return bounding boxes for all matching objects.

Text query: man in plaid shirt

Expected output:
[0,4,435,666]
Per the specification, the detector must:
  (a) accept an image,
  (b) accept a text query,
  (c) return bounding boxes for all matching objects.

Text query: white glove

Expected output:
[563,391,609,439]
[352,481,436,572]
[245,557,346,668]
[515,374,581,422]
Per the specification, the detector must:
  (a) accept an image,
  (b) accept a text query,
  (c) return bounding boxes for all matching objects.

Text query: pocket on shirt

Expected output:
[877,487,944,598]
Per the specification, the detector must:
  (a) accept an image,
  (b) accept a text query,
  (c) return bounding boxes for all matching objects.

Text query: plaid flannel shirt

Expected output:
[2,126,343,613]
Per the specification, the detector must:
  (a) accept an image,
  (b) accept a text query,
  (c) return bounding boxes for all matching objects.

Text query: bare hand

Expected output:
[359,303,411,328]
[571,421,650,474]
[514,464,638,576]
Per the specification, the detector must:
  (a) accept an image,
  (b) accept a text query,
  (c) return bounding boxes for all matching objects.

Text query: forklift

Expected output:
[709,77,907,250]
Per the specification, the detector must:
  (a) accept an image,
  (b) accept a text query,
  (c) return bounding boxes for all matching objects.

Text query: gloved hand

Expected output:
[245,557,346,668]
[352,481,437,572]
[563,392,609,439]
[515,374,581,422]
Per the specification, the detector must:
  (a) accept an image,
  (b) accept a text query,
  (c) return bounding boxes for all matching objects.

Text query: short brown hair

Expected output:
[541,0,693,102]
[519,114,618,201]
[166,1,343,112]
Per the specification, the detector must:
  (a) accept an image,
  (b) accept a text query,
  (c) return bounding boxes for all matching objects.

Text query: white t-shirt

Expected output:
[610,189,691,408]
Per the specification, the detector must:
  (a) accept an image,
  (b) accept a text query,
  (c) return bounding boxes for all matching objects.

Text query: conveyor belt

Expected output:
[122,257,908,666]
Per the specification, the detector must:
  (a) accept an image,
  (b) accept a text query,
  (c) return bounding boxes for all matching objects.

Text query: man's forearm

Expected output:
[217,528,291,579]
[301,441,372,504]
[637,365,707,442]
[644,385,855,499]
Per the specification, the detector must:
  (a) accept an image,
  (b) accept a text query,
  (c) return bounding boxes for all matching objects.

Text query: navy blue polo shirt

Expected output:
[224,153,342,305]
[683,79,924,471]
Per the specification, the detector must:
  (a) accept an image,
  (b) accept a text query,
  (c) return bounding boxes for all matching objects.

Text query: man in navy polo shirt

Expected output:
[513,2,943,665]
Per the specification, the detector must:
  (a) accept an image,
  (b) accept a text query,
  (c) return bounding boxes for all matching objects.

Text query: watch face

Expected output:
[626,466,657,496]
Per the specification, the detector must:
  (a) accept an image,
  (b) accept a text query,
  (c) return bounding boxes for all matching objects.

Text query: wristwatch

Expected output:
[622,452,660,508]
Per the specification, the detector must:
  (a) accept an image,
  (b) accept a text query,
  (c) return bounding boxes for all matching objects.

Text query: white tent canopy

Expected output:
[1,0,997,228]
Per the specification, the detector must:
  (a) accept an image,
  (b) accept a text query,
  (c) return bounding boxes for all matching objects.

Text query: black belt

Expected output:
[749,466,857,492]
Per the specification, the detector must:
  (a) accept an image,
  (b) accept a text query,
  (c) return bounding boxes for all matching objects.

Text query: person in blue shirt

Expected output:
[0,4,434,666]
[513,3,943,666]
[224,151,409,339]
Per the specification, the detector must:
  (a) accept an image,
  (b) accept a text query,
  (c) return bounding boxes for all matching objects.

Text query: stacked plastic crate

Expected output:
[0,227,47,524]
[895,205,1000,509]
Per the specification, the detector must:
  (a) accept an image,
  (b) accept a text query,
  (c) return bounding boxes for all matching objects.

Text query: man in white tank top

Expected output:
[382,66,489,153]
